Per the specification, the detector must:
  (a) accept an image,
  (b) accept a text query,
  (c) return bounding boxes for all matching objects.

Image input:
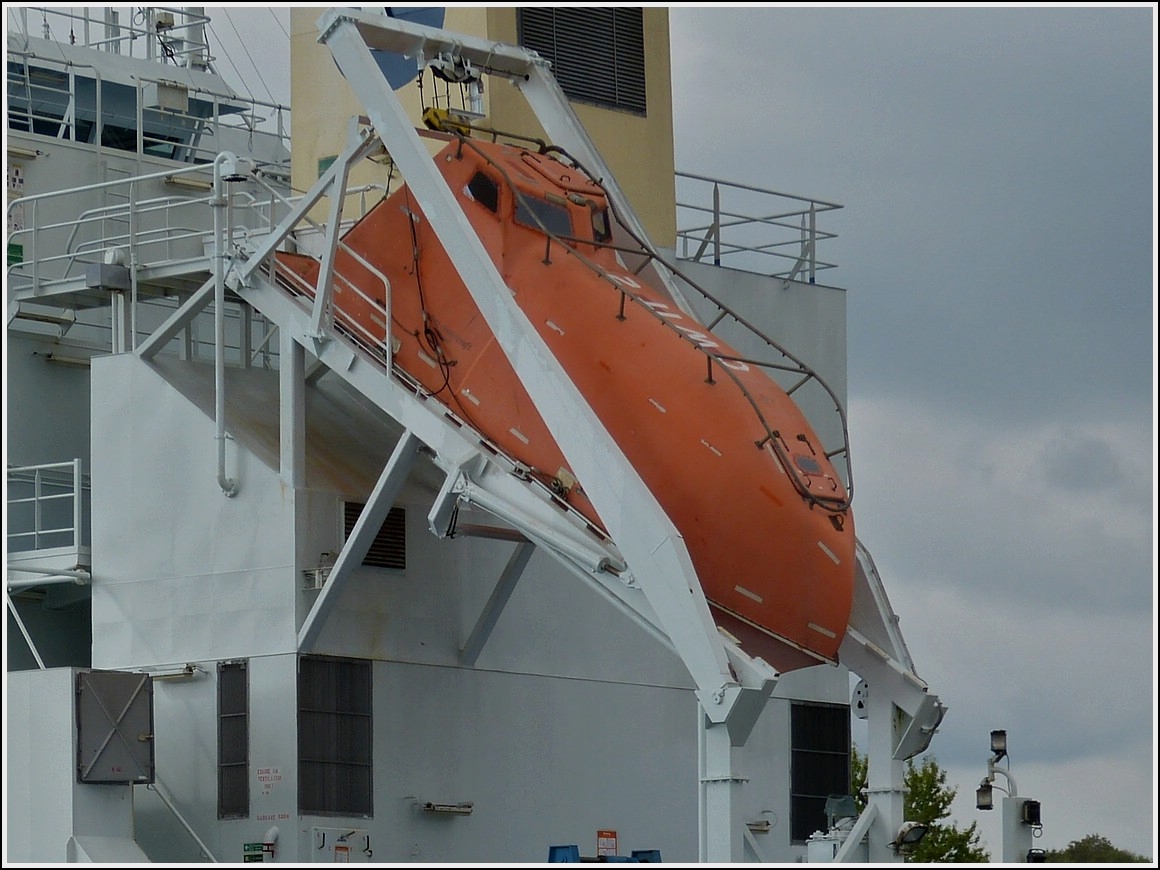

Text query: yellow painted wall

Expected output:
[289,8,675,245]
[289,7,488,218]
[484,8,676,246]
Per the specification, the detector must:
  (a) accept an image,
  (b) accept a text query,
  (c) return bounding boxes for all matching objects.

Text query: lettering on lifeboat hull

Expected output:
[276,138,855,672]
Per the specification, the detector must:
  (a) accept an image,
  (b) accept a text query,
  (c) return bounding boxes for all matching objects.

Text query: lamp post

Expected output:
[975,730,1043,862]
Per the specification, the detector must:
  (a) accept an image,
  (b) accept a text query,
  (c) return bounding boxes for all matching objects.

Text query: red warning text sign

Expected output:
[597,830,618,857]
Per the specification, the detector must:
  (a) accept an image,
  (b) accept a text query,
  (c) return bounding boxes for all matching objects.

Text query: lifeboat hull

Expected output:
[277,138,855,671]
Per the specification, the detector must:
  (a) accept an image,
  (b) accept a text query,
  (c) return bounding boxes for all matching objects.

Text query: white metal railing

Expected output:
[6,16,291,167]
[5,162,388,302]
[6,162,246,297]
[675,172,842,282]
[8,6,215,67]
[6,459,90,554]
[5,161,394,368]
[140,781,219,863]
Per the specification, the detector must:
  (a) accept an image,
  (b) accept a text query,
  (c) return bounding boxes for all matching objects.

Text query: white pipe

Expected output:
[212,153,238,497]
[8,576,89,591]
[8,567,90,591]
[988,761,1019,798]
[8,564,90,581]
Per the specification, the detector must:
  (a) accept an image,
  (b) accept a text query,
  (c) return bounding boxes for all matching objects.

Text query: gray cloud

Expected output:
[672,7,1155,426]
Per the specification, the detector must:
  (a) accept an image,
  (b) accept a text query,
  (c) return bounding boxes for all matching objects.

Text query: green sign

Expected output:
[7,242,22,266]
[243,842,265,861]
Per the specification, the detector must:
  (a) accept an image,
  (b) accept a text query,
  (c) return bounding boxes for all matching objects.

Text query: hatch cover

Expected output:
[75,670,155,784]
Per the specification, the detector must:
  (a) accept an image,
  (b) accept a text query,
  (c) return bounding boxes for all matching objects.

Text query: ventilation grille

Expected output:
[789,702,850,842]
[518,8,647,116]
[344,503,406,570]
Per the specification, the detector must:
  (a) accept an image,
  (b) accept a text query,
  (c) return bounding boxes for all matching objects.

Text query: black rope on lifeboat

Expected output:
[401,187,453,398]
[450,131,853,515]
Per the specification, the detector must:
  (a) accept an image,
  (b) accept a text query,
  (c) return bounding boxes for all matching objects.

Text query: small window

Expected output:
[298,655,373,817]
[514,194,573,238]
[218,661,249,819]
[344,503,406,570]
[467,172,499,213]
[591,207,612,244]
[790,702,850,842]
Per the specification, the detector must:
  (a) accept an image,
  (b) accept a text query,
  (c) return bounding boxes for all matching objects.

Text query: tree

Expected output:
[851,745,990,863]
[1044,833,1151,863]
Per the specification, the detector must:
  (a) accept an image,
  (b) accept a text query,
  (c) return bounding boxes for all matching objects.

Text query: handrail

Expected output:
[249,170,395,364]
[6,45,291,163]
[675,171,842,281]
[5,164,380,300]
[4,159,393,370]
[10,7,214,70]
[5,592,47,669]
[6,459,89,554]
[141,781,219,863]
[461,135,853,512]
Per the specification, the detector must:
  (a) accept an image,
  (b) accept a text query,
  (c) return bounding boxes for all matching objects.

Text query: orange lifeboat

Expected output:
[276,136,855,672]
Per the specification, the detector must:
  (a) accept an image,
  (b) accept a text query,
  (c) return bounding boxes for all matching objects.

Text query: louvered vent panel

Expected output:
[344,503,406,570]
[518,8,647,116]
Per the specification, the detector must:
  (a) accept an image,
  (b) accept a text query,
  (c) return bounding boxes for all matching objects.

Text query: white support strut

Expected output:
[318,9,737,699]
[315,12,770,861]
[840,538,947,863]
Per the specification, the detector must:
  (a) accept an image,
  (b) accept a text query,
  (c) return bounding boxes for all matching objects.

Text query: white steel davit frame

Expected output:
[222,9,945,862]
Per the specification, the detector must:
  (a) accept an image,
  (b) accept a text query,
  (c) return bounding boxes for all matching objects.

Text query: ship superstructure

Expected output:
[6,7,942,863]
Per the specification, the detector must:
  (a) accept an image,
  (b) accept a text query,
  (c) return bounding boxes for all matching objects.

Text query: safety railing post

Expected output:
[712,182,721,267]
[129,180,139,348]
[675,171,841,278]
[135,80,144,161]
[28,198,38,296]
[33,468,43,549]
[73,458,83,550]
[809,202,816,284]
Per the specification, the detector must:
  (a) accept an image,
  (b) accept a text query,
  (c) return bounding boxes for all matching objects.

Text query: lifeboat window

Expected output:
[514,194,573,238]
[467,171,499,213]
[794,454,823,475]
[591,207,612,243]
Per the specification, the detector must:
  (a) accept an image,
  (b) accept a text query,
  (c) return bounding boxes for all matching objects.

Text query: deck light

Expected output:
[976,781,994,810]
[990,729,1007,759]
[891,821,929,854]
[219,153,253,182]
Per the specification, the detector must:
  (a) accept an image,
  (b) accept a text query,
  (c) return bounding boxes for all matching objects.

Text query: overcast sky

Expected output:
[667,5,1156,859]
[67,3,1158,860]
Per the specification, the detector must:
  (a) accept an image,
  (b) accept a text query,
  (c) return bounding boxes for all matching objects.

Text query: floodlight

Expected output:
[1020,799,1041,826]
[892,821,929,854]
[990,729,1007,759]
[976,781,994,810]
[897,821,928,845]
